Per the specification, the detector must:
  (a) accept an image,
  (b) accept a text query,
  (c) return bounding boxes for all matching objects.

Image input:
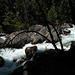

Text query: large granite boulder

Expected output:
[29,33,44,44]
[45,31,59,43]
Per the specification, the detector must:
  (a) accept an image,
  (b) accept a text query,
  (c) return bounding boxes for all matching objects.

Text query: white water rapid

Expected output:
[0,25,75,75]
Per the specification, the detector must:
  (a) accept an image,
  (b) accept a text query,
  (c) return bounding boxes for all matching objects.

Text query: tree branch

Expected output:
[35,0,64,51]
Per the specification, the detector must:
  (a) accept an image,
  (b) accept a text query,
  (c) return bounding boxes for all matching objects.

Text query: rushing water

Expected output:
[0,25,75,75]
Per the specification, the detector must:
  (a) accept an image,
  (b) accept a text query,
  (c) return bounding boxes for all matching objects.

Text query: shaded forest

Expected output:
[0,0,75,33]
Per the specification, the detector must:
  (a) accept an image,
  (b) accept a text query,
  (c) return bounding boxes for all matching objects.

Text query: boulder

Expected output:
[58,23,73,35]
[0,33,6,36]
[39,25,54,36]
[61,23,73,28]
[0,38,5,47]
[63,29,71,35]
[46,31,59,43]
[5,31,30,48]
[30,34,44,44]
[25,46,37,59]
[39,27,48,36]
[4,23,74,48]
[0,38,5,44]
[0,56,4,67]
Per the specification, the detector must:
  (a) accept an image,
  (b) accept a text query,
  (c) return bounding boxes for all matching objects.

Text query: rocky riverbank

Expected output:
[0,23,73,48]
[0,23,75,75]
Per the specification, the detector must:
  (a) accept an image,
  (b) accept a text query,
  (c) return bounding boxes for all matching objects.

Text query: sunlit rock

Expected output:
[46,31,59,43]
[30,34,44,44]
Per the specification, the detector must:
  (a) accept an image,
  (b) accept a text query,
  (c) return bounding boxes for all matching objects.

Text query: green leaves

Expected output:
[47,6,57,22]
[0,0,75,33]
[2,12,22,33]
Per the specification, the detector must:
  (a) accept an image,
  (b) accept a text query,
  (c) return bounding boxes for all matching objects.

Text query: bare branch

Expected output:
[35,0,64,51]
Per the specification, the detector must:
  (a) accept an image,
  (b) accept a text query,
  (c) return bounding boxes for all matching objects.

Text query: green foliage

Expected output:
[47,6,57,23]
[2,12,22,33]
[0,0,75,33]
[0,25,3,32]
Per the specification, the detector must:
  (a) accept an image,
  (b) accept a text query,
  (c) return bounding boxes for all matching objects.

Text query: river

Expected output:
[0,24,75,75]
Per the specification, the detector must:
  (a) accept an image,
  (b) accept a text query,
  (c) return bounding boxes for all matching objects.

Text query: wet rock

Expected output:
[30,34,44,44]
[25,46,37,59]
[0,33,6,36]
[46,31,59,43]
[61,23,73,28]
[58,23,73,35]
[0,38,5,44]
[39,27,48,36]
[63,29,71,35]
[28,25,45,44]
[0,56,4,67]
[0,38,5,47]
[39,25,54,36]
